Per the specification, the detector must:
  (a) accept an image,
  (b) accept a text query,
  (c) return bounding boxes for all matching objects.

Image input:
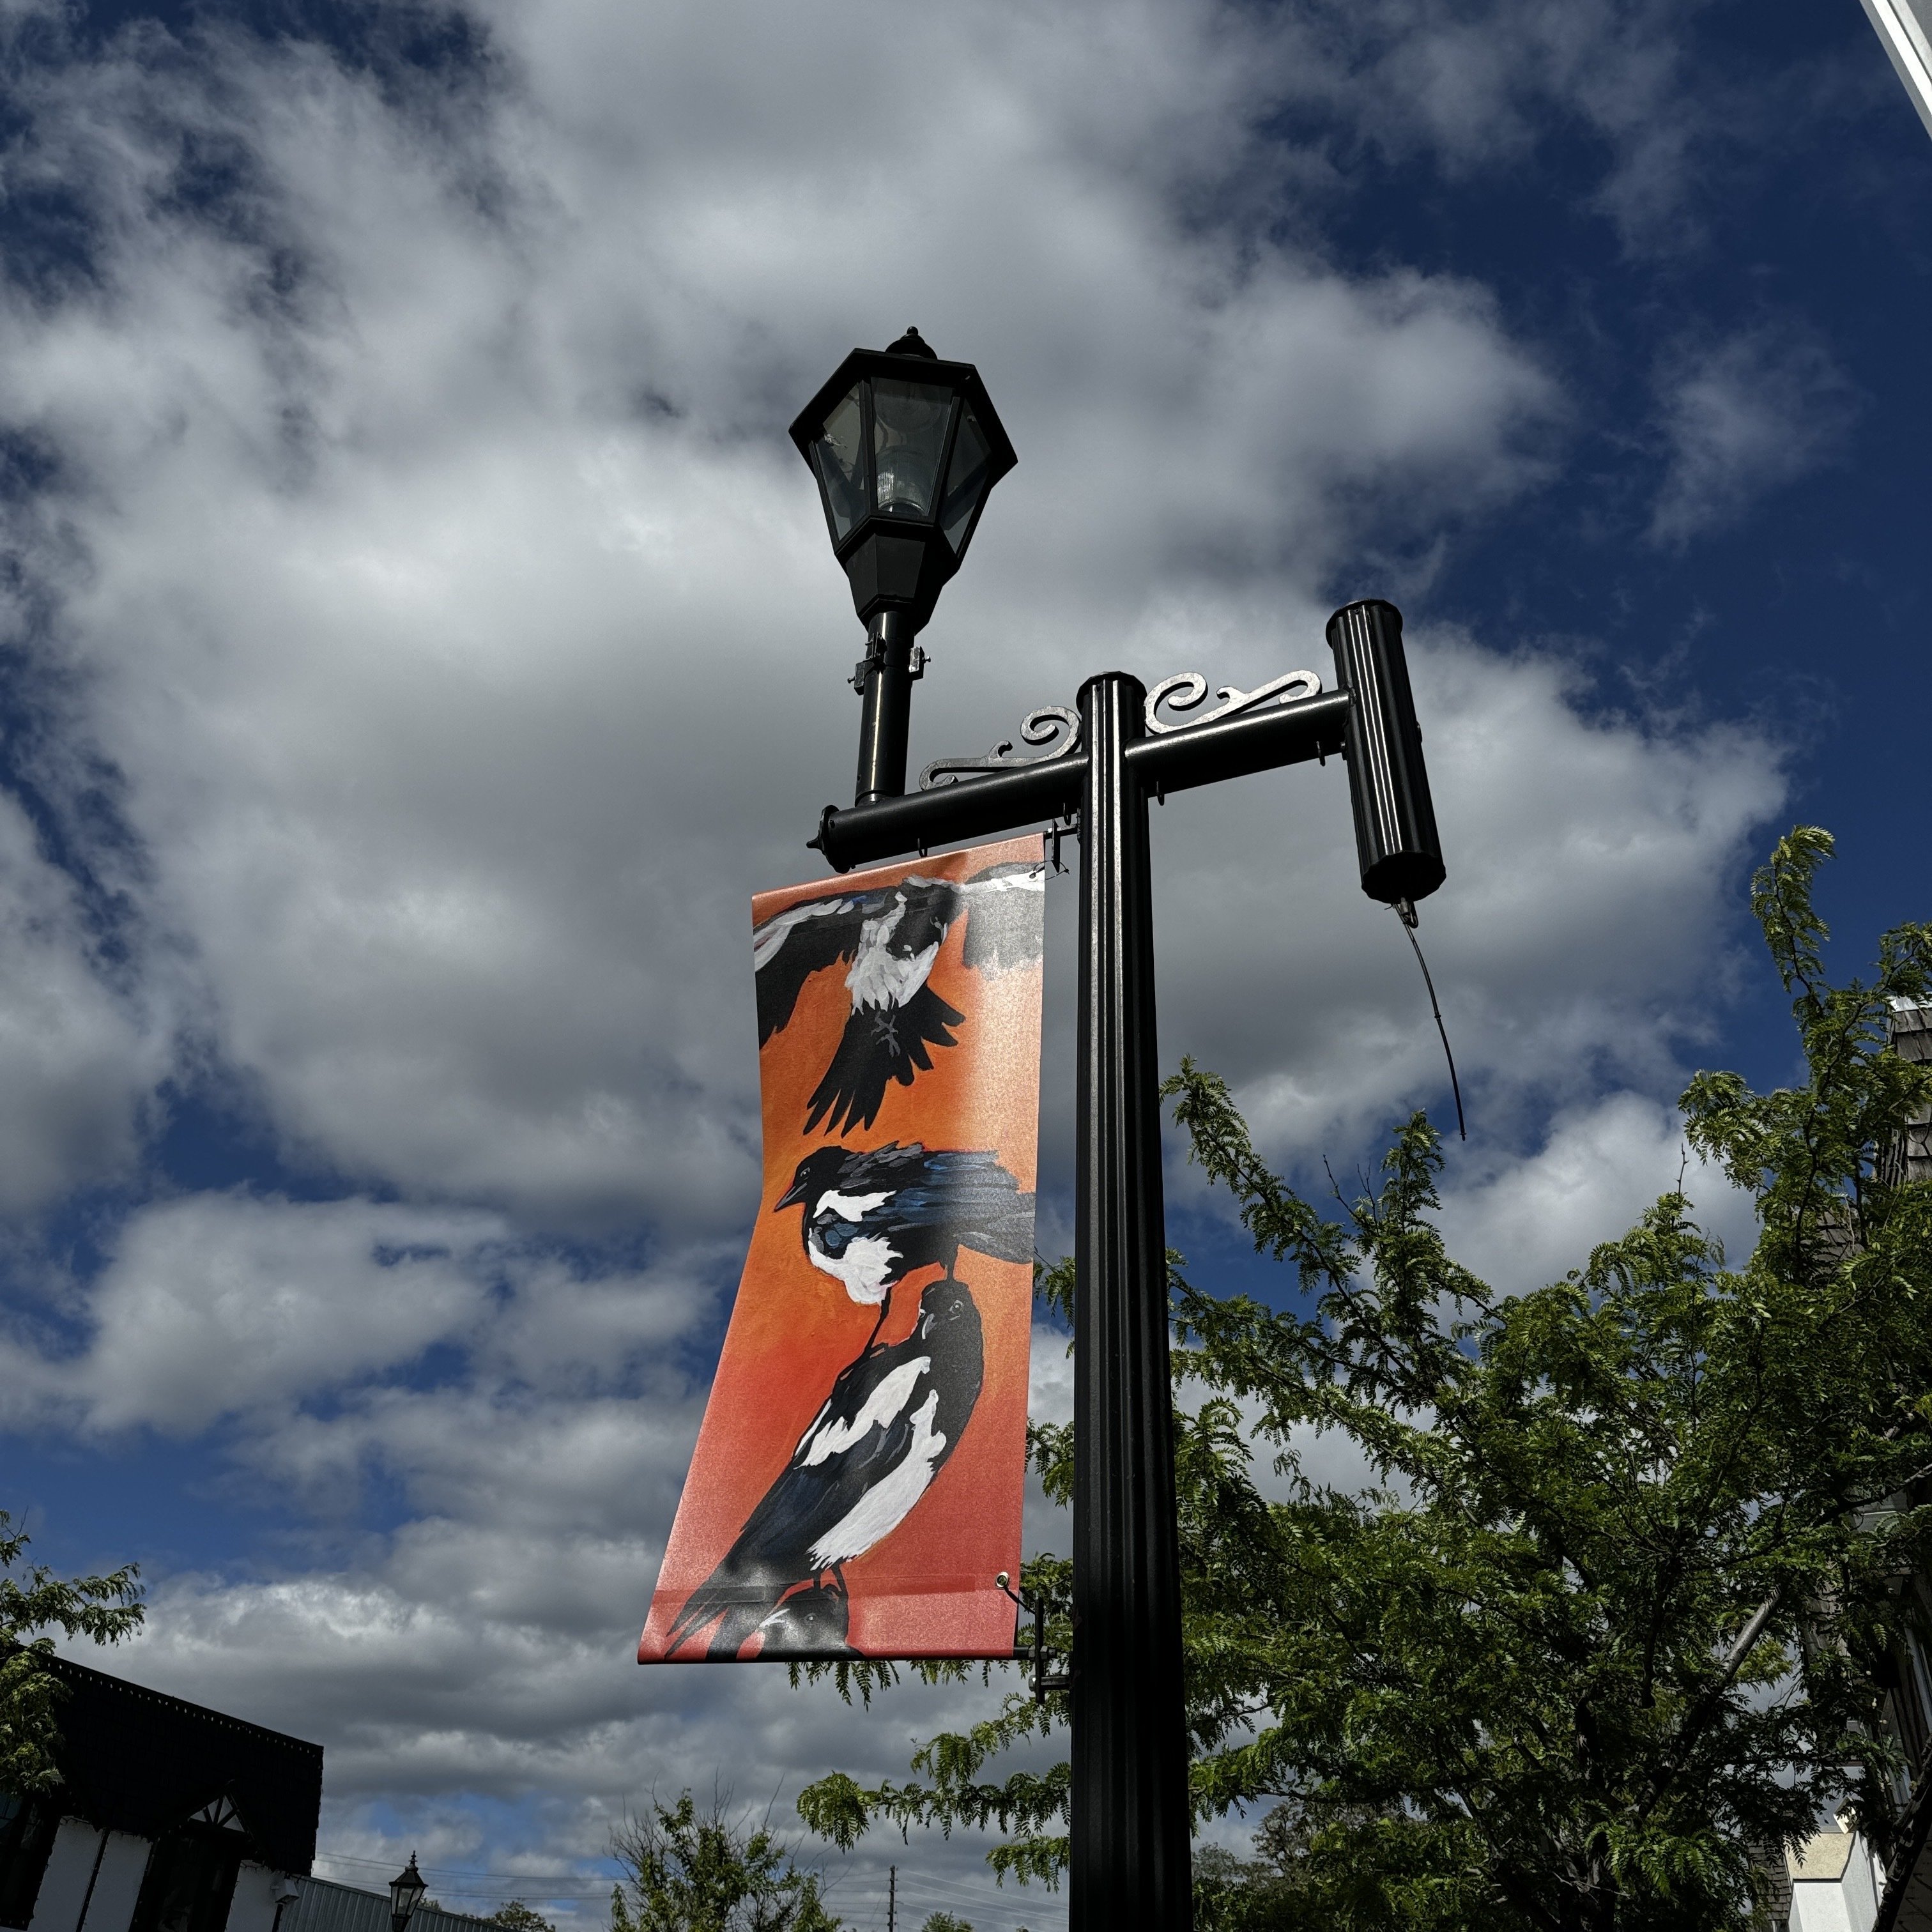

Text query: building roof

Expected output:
[36,1651,323,1874]
[1892,1000,1932,1045]
[286,1878,500,1932]
[1788,1830,1856,1882]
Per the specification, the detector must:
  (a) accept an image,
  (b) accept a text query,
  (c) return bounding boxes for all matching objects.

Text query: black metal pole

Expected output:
[1071,671,1191,1931]
[854,607,918,806]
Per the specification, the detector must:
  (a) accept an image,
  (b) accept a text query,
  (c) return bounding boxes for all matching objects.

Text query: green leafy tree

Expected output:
[795,828,1932,1931]
[1,1510,144,1795]
[610,1789,840,1932]
[489,1905,556,1932]
[917,1915,973,1932]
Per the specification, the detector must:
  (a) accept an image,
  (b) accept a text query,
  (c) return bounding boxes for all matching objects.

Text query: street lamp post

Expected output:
[388,1856,427,1932]
[788,326,1016,806]
[789,332,1446,1932]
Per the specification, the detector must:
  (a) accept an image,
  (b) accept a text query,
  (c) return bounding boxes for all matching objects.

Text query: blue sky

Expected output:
[0,0,1927,1926]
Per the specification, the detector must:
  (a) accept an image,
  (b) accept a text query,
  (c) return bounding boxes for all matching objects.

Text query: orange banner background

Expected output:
[639,834,1045,1662]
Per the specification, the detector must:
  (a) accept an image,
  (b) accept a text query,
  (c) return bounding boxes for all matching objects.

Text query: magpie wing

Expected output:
[887,1148,1037,1264]
[666,1346,931,1651]
[663,1457,863,1658]
[956,861,1047,975]
[752,891,880,1044]
[804,983,965,1137]
[740,1388,922,1564]
[663,1454,893,1659]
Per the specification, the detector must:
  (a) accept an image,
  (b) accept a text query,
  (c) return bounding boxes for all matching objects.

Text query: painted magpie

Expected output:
[778,1140,1034,1344]
[663,1273,985,1660]
[753,859,1045,1136]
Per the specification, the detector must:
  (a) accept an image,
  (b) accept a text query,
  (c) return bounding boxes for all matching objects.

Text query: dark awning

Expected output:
[33,1652,323,1874]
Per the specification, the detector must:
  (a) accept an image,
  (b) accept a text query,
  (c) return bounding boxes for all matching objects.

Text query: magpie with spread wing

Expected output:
[663,1273,984,1660]
[753,859,1045,1136]
[778,1140,1034,1344]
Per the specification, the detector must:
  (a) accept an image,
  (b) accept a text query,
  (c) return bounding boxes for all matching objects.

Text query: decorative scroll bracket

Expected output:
[920,705,1082,790]
[1144,668,1323,736]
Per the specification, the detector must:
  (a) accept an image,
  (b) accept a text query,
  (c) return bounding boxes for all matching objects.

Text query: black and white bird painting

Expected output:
[753,858,1045,1135]
[659,1142,1032,1660]
[663,1272,985,1660]
[778,1140,1035,1342]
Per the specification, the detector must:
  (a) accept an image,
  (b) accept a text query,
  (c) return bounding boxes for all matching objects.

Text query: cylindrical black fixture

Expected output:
[1070,671,1192,1932]
[854,608,918,806]
[1326,598,1445,905]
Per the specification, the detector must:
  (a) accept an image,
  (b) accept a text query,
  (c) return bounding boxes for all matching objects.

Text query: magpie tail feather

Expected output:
[664,1586,774,1662]
[806,984,965,1135]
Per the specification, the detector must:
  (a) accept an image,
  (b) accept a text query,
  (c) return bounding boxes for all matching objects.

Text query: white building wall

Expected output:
[26,1821,106,1932]
[22,1820,296,1932]
[76,1834,151,1932]
[26,1825,152,1932]
[1788,1836,1882,1932]
[1791,1878,1859,1932]
[1844,1843,1880,1929]
[224,1863,282,1932]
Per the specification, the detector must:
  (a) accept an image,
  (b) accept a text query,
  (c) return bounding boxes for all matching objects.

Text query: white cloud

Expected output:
[1435,1088,1759,1296]
[80,1377,1066,1921]
[1648,325,1860,546]
[0,1191,718,1441]
[1152,632,1784,1174]
[80,1195,503,1432]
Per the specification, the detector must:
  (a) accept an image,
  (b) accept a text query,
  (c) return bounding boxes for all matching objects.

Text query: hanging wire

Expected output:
[1393,898,1466,1141]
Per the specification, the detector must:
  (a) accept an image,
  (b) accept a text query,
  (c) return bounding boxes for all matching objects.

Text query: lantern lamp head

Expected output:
[389,1855,427,1932]
[789,328,1016,634]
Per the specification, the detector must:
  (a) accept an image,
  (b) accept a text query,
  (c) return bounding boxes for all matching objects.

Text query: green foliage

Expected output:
[1,1510,144,1795]
[610,1789,840,1932]
[793,829,1932,1931]
[489,1905,555,1932]
[917,1915,973,1932]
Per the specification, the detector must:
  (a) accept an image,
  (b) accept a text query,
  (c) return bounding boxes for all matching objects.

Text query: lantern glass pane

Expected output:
[389,1866,426,1919]
[811,387,868,540]
[939,404,992,552]
[871,379,953,520]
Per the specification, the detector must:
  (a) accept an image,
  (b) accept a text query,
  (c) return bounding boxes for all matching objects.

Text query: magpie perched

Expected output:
[754,859,1045,1136]
[778,1141,1034,1343]
[663,1273,985,1660]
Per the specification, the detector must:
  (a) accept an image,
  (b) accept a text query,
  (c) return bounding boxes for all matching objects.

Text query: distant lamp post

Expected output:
[388,1856,427,1932]
[788,327,1016,805]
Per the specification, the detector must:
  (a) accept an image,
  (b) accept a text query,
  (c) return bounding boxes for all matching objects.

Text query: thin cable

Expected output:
[1394,898,1466,1141]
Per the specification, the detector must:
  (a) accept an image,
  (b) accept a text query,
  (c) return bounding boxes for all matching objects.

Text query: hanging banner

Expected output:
[640,834,1046,1663]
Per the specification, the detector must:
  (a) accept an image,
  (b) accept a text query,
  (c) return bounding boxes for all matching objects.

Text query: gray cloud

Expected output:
[0,792,162,1210]
[0,0,1574,1229]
